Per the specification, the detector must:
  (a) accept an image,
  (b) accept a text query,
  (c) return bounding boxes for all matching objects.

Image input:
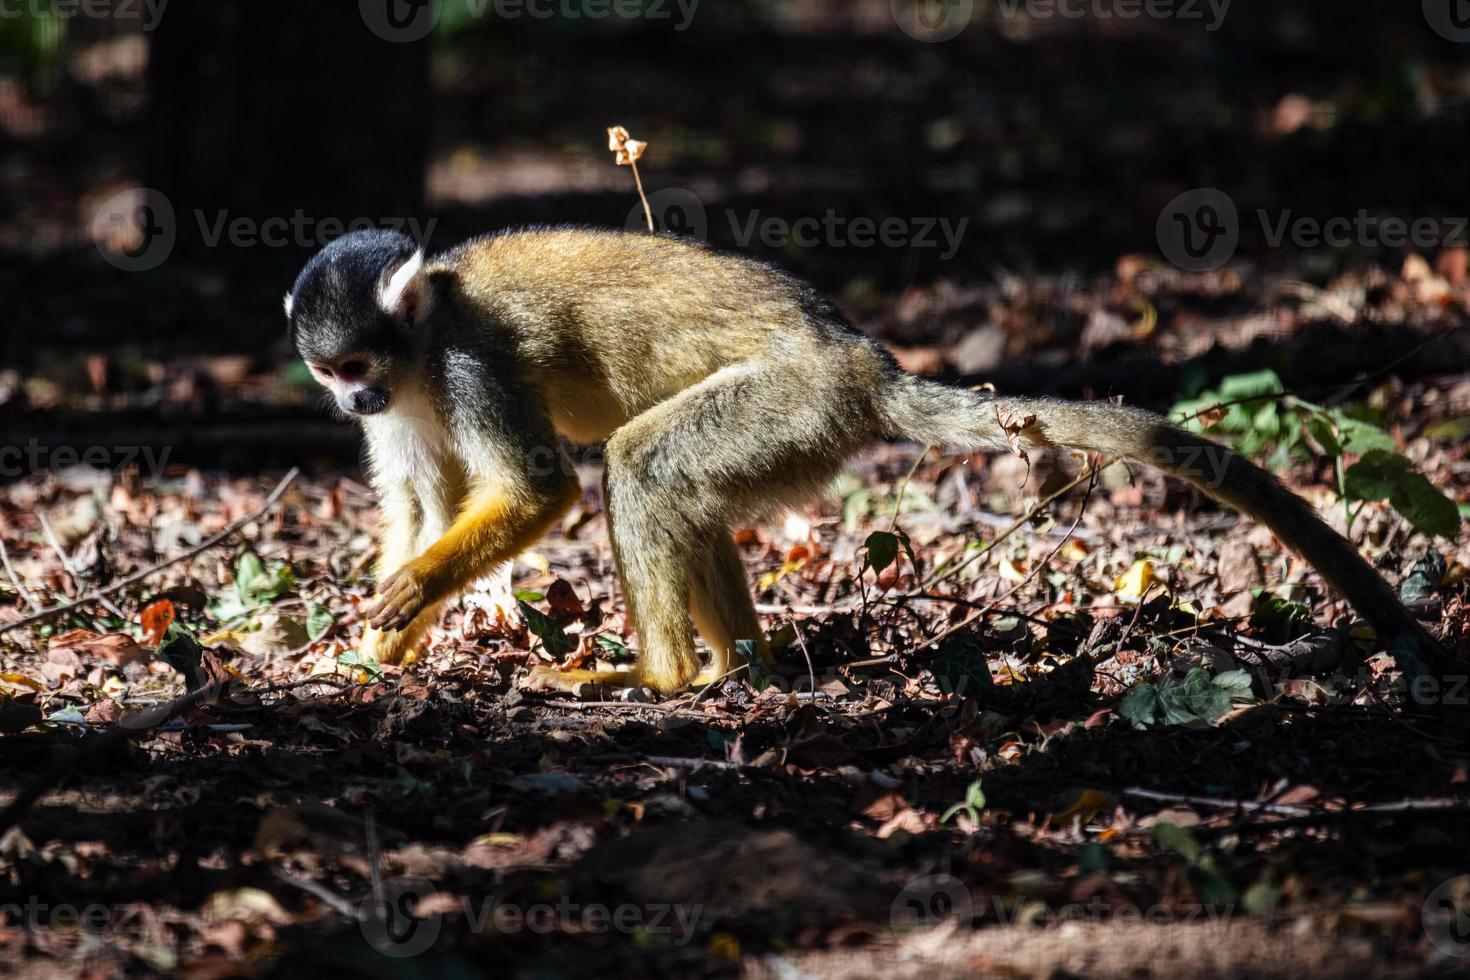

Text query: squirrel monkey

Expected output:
[286,227,1451,693]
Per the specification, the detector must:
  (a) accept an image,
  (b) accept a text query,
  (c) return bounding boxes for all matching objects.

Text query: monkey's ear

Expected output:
[283,291,295,319]
[377,249,428,327]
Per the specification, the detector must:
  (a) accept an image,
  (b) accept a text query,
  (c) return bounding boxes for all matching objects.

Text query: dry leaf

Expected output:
[1114,559,1155,601]
[607,125,647,166]
[995,405,1038,461]
[49,629,148,667]
[140,598,175,646]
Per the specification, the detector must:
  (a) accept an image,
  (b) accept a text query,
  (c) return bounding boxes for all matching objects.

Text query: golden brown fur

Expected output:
[285,227,1452,693]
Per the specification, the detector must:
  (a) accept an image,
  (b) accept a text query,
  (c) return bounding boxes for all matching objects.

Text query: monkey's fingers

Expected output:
[367,570,425,632]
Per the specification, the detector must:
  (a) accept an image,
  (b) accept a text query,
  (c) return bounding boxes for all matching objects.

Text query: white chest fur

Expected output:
[361,383,464,543]
[361,385,450,485]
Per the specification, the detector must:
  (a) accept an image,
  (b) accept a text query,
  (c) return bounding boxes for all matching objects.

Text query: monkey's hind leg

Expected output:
[594,357,876,694]
[688,530,770,686]
[529,533,770,692]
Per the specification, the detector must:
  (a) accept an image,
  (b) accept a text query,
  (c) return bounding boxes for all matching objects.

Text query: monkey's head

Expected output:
[284,229,430,418]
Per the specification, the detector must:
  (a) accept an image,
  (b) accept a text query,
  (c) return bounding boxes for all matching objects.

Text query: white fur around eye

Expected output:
[377,249,424,316]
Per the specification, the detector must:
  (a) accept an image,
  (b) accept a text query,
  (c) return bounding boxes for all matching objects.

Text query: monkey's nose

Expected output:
[350,388,389,415]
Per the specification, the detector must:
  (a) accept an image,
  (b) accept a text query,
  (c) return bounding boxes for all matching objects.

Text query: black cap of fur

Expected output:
[285,229,418,364]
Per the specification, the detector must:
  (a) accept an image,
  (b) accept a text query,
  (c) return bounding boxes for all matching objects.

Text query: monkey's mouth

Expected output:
[346,388,390,416]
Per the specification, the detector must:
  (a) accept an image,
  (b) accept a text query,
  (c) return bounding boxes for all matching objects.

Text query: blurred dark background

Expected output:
[1,0,1468,470]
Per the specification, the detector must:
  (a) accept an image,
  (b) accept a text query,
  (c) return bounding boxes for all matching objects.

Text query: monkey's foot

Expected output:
[525,665,639,693]
[361,626,424,668]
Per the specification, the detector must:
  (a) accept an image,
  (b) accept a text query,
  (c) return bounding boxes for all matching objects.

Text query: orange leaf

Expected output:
[140,598,176,645]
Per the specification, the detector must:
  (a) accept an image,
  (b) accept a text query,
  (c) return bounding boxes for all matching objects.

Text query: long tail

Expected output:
[883,377,1453,671]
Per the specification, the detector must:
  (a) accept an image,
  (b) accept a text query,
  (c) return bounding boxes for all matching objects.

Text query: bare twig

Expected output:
[39,511,127,620]
[908,462,1099,658]
[0,468,299,636]
[1122,786,1314,818]
[916,463,1098,594]
[0,536,39,612]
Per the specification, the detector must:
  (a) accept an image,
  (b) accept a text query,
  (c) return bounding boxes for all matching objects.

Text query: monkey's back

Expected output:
[435,227,891,442]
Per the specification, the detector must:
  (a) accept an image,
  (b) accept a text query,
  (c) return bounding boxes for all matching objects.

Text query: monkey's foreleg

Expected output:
[367,479,579,633]
[361,487,431,664]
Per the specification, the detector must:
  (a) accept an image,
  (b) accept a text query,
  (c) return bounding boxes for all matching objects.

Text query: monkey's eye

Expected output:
[337,359,368,381]
[312,363,335,380]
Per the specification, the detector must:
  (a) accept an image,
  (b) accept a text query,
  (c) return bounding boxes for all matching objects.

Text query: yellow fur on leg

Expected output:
[525,665,639,692]
[361,599,444,667]
[690,531,771,677]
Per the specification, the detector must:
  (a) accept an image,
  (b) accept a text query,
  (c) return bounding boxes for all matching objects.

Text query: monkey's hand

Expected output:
[367,564,438,633]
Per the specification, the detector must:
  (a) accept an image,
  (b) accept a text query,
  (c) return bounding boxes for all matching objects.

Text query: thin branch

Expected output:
[916,463,1098,594]
[908,462,1099,658]
[0,468,299,637]
[39,511,126,620]
[0,536,39,612]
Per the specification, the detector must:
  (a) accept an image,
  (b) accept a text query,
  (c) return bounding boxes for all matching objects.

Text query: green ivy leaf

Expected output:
[306,603,335,641]
[740,639,775,691]
[864,530,900,576]
[1212,668,1255,702]
[1217,369,1285,402]
[1117,682,1161,729]
[1305,415,1342,456]
[1152,821,1201,862]
[338,647,384,682]
[1400,551,1447,604]
[1251,594,1313,644]
[1390,471,1462,538]
[1333,415,1397,454]
[1345,451,1461,537]
[159,621,206,690]
[1188,859,1238,905]
[594,633,633,662]
[1343,449,1412,501]
[518,600,572,657]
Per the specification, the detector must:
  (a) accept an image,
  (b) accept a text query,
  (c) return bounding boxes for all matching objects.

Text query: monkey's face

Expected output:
[285,229,427,418]
[304,352,394,417]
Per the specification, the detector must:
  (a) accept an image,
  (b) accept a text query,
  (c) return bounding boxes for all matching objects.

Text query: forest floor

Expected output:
[1,257,1470,979]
